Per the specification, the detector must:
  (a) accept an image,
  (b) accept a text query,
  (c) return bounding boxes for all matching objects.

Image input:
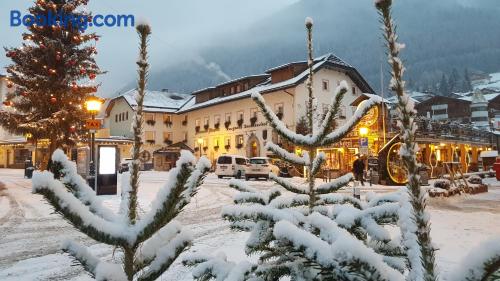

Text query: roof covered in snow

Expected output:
[473,72,500,91]
[192,74,270,95]
[178,53,375,113]
[108,89,194,114]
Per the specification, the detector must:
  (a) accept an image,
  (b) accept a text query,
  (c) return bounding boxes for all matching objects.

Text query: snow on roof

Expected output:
[386,91,434,105]
[192,74,269,95]
[474,72,500,91]
[119,89,194,113]
[479,151,498,158]
[459,92,500,102]
[179,56,331,112]
[265,53,351,73]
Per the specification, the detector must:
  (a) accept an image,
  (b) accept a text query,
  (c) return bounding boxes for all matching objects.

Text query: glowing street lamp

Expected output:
[359,127,369,137]
[85,96,103,189]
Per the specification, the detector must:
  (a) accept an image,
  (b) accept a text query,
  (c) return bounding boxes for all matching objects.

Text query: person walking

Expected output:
[352,154,365,186]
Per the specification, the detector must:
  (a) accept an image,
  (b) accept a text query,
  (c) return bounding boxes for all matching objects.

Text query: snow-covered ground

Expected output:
[0,169,499,280]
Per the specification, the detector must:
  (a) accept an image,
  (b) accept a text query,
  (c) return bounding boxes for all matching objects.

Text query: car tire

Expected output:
[245,176,250,181]
[218,175,223,179]
[236,170,242,179]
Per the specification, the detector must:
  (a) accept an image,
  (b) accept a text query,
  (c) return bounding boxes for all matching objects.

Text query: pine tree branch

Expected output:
[375,1,437,279]
[269,173,308,194]
[32,172,130,246]
[317,193,364,209]
[51,150,120,222]
[265,142,310,166]
[315,173,353,195]
[134,155,209,244]
[62,240,100,278]
[313,84,348,142]
[448,237,500,281]
[269,194,310,209]
[310,152,326,177]
[136,233,192,281]
[321,96,382,146]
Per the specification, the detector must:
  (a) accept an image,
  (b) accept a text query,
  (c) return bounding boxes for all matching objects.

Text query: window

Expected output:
[225,136,231,146]
[230,87,235,94]
[236,135,244,145]
[195,119,201,127]
[126,111,129,120]
[250,158,268,164]
[115,114,118,122]
[225,113,231,122]
[145,131,155,141]
[250,108,258,118]
[352,87,357,95]
[322,79,329,91]
[262,129,268,140]
[183,132,188,141]
[164,114,172,123]
[214,137,220,147]
[145,113,155,122]
[244,83,249,91]
[339,105,346,118]
[214,114,221,125]
[163,132,172,140]
[204,117,209,126]
[237,111,244,121]
[217,156,232,164]
[275,103,284,114]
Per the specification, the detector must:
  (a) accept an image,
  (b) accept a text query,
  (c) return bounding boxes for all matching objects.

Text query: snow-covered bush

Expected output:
[32,23,210,281]
[184,17,410,281]
[434,179,451,190]
[468,175,482,185]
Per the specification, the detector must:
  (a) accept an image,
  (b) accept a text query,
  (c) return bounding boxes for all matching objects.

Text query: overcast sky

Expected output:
[0,0,298,96]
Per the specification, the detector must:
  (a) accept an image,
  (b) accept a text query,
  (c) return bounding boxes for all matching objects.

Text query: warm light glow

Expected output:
[197,138,204,145]
[85,97,102,113]
[488,147,492,151]
[295,148,302,155]
[359,127,369,136]
[440,143,446,147]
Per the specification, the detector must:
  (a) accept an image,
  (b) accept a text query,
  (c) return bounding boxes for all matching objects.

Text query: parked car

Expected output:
[118,158,133,173]
[215,155,249,179]
[245,157,279,180]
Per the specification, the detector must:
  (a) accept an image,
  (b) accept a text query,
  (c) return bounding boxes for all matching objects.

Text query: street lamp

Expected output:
[85,96,103,189]
[359,127,369,137]
[197,138,204,158]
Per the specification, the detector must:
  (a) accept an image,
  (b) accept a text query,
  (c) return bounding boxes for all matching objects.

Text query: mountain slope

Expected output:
[144,0,500,94]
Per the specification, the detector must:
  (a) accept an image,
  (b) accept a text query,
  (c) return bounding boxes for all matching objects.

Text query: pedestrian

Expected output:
[352,154,365,186]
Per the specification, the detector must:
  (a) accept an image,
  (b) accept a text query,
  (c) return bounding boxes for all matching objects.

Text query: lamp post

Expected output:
[197,138,203,158]
[85,96,103,189]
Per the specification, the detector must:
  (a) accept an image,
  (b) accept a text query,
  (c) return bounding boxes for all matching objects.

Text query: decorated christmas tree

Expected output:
[0,0,101,168]
[184,18,410,281]
[32,22,211,281]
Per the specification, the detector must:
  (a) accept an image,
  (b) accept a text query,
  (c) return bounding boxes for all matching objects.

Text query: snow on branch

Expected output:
[317,194,364,209]
[269,194,310,209]
[51,149,120,222]
[32,171,132,246]
[136,231,192,281]
[222,204,305,226]
[313,82,348,141]
[265,142,310,166]
[448,237,500,281]
[134,152,210,244]
[183,253,254,281]
[321,96,382,146]
[135,221,183,268]
[252,91,311,145]
[310,152,326,177]
[274,217,404,281]
[269,173,308,194]
[316,173,353,194]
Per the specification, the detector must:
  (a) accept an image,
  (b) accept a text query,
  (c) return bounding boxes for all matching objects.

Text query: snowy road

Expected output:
[1,169,500,280]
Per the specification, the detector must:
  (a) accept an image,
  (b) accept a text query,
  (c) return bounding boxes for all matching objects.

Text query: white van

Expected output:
[245,157,280,180]
[215,155,249,179]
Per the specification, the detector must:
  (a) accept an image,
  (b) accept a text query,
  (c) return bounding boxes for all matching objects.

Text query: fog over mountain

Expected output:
[143,0,500,95]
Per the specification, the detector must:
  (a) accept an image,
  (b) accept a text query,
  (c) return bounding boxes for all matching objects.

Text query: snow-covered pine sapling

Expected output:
[32,22,210,281]
[186,18,407,281]
[375,1,438,280]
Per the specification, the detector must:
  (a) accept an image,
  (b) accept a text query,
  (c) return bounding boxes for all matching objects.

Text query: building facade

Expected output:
[103,54,378,171]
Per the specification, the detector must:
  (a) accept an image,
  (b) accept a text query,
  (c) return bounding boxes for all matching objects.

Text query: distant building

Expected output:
[470,90,489,128]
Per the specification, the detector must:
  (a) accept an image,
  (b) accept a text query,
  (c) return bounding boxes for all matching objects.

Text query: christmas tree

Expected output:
[32,22,211,281]
[0,0,101,168]
[185,18,409,281]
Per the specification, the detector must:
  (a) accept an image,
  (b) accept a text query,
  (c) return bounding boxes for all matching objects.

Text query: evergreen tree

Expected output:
[32,22,210,281]
[0,0,102,168]
[438,73,449,96]
[463,68,473,92]
[184,18,407,281]
[448,68,460,93]
[376,1,438,280]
